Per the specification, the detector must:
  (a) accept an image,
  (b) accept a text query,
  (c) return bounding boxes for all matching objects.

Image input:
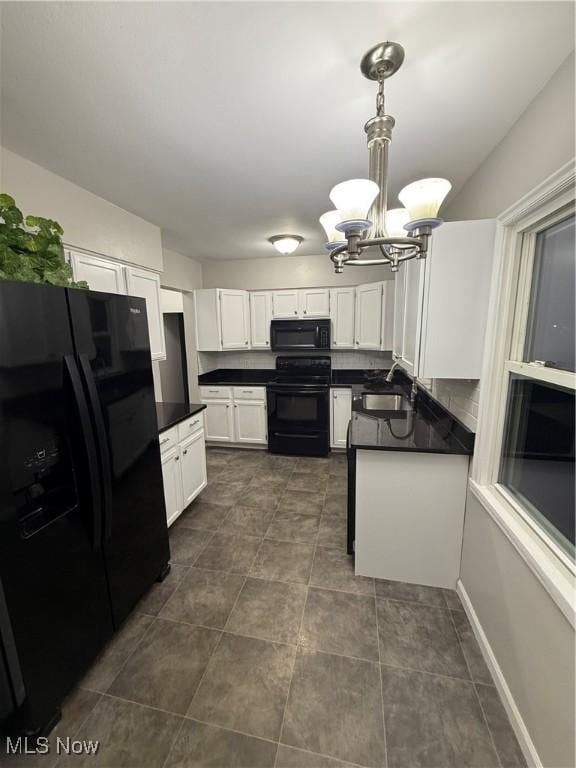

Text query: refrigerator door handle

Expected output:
[64,355,102,551]
[78,354,113,543]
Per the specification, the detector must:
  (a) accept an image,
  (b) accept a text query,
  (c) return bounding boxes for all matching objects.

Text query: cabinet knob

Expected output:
[303,310,307,314]
[245,341,248,345]
[294,311,297,315]
[183,450,188,455]
[175,456,180,461]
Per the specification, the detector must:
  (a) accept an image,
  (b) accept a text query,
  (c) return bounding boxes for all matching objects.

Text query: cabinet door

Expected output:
[300,289,330,318]
[272,290,300,318]
[233,401,267,444]
[401,258,425,376]
[180,429,208,507]
[381,281,395,351]
[330,287,355,348]
[250,292,272,348]
[69,251,126,295]
[355,283,383,349]
[125,266,166,360]
[202,400,234,442]
[331,389,352,448]
[392,268,406,360]
[161,448,183,527]
[220,290,250,349]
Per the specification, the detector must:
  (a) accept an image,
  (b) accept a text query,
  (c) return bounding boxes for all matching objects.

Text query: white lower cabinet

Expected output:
[161,447,183,528]
[233,401,267,444]
[331,388,352,448]
[160,417,207,527]
[203,400,235,442]
[200,386,267,445]
[180,430,208,507]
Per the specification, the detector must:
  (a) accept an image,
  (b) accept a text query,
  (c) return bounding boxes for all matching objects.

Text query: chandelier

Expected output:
[319,42,451,274]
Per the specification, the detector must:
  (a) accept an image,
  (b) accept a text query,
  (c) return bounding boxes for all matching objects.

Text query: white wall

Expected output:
[451,54,575,768]
[162,247,203,292]
[445,52,574,221]
[461,492,575,768]
[0,147,163,271]
[202,252,393,290]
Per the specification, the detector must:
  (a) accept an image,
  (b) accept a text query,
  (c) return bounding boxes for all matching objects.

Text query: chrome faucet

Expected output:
[385,360,401,383]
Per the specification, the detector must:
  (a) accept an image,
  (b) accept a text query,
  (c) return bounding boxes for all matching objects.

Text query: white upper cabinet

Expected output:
[299,288,330,318]
[380,281,395,351]
[194,289,250,351]
[69,250,165,361]
[330,287,356,348]
[392,267,406,360]
[398,258,425,376]
[250,292,272,348]
[393,219,496,379]
[125,266,166,360]
[220,290,250,349]
[418,219,496,379]
[69,250,126,295]
[355,282,383,350]
[272,290,300,318]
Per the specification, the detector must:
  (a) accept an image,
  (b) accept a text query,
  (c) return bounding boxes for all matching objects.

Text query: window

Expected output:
[493,208,576,562]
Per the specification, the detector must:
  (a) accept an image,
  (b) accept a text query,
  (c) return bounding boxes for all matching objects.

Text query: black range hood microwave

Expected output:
[270,319,331,351]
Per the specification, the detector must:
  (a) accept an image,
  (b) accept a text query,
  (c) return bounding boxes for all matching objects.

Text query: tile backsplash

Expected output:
[197,350,393,374]
[418,377,480,432]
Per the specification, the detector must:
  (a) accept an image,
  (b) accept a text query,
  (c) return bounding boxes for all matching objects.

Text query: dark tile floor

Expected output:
[5,448,527,768]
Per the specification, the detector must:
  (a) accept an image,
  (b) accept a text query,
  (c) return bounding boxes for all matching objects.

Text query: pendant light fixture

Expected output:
[319,41,451,274]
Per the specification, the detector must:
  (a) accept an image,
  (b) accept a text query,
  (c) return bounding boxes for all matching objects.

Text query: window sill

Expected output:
[469,479,575,627]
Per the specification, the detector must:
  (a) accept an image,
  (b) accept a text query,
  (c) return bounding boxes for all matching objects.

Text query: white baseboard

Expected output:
[456,579,541,768]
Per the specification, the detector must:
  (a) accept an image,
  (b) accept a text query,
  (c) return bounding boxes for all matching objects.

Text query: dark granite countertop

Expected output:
[349,383,474,456]
[156,402,206,432]
[198,369,276,386]
[331,369,391,387]
[198,368,392,387]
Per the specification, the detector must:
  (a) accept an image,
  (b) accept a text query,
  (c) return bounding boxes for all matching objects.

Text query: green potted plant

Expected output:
[0,193,88,287]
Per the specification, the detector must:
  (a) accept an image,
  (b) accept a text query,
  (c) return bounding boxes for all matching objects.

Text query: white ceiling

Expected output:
[1,2,574,261]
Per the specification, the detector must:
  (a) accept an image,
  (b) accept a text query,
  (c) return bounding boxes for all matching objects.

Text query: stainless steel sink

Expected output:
[361,393,410,412]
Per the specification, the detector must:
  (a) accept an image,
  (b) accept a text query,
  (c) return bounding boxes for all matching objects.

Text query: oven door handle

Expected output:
[268,387,328,395]
[271,432,322,440]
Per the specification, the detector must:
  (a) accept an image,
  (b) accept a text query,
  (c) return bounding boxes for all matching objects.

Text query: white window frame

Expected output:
[471,159,576,625]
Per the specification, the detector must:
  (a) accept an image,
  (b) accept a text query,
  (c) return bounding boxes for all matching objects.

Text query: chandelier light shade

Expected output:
[321,41,452,274]
[398,178,452,223]
[329,179,379,231]
[319,211,346,247]
[268,235,303,255]
[385,207,410,239]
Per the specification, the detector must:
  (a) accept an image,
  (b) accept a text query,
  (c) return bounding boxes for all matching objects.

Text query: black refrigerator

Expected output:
[0,280,170,736]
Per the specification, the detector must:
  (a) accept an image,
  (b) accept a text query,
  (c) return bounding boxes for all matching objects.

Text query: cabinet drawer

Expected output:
[159,425,178,454]
[232,386,266,401]
[178,413,205,442]
[200,386,232,399]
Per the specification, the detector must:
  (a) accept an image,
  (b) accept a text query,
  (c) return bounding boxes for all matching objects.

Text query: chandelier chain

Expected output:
[376,71,386,116]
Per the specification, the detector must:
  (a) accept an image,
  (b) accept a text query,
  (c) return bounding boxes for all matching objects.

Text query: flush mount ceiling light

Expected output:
[319,41,451,274]
[268,235,304,255]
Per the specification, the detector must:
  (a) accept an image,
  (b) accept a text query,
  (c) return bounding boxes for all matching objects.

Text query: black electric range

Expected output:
[266,357,331,456]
